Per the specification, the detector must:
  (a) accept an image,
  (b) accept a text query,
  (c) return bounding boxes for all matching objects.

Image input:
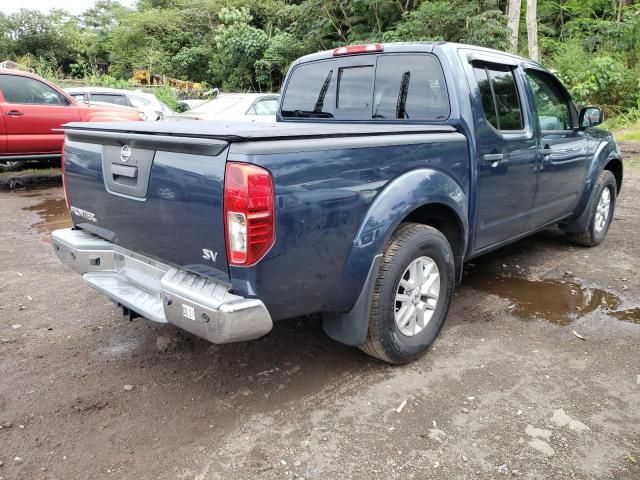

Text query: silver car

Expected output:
[171,93,279,122]
[64,87,174,121]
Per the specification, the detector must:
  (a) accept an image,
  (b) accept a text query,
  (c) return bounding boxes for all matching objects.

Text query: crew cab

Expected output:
[52,43,623,364]
[0,69,144,172]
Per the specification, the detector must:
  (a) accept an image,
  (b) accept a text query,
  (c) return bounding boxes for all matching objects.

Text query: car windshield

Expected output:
[129,95,152,108]
[91,93,129,106]
[189,97,244,114]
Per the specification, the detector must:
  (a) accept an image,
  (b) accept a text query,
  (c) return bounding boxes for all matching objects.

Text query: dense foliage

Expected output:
[1,0,639,114]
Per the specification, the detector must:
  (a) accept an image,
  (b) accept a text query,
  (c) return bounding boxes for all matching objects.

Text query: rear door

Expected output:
[466,58,539,251]
[523,69,588,228]
[0,74,80,154]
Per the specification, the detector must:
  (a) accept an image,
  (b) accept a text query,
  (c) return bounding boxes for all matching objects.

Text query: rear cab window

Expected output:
[280,53,450,121]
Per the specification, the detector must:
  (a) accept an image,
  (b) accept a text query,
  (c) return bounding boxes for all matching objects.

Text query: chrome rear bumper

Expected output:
[52,228,273,344]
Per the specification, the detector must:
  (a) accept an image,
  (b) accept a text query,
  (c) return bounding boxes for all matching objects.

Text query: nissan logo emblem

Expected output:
[120,145,131,162]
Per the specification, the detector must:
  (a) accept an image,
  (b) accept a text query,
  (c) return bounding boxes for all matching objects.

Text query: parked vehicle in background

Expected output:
[176,99,208,112]
[64,87,173,121]
[169,93,279,122]
[0,69,144,172]
[53,42,622,364]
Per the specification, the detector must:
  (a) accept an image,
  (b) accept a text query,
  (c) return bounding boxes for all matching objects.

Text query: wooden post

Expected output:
[526,0,539,62]
[507,0,523,53]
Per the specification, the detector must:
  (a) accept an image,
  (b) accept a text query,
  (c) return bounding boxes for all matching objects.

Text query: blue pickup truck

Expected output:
[52,42,623,364]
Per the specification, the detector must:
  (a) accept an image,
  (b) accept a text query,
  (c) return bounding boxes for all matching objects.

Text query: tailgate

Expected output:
[63,129,231,282]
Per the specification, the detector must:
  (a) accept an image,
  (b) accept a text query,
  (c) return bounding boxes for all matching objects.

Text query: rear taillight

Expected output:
[61,145,70,210]
[333,43,383,56]
[224,162,275,266]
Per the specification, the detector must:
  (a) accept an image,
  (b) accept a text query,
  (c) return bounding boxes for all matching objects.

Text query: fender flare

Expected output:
[323,168,468,346]
[561,139,622,234]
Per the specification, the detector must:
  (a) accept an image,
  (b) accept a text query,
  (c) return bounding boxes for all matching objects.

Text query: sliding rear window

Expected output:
[280,53,450,121]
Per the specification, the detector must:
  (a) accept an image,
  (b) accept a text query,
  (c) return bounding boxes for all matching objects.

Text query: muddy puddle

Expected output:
[464,267,640,326]
[20,189,72,235]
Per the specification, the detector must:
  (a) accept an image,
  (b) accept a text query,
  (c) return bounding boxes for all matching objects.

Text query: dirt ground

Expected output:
[1,155,639,480]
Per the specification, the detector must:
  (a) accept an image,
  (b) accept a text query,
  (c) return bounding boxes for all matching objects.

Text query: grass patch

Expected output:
[614,123,640,142]
[0,167,60,177]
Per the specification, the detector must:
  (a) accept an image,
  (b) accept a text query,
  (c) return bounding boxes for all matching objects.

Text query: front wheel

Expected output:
[360,223,455,364]
[565,170,617,247]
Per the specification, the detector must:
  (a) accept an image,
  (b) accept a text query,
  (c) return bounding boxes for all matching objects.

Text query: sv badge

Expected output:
[202,249,218,262]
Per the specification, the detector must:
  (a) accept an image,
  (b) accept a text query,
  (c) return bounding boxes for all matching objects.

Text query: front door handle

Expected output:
[5,110,23,116]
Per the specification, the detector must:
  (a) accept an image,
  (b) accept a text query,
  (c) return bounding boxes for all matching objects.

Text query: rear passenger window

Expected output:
[473,63,524,131]
[474,67,499,129]
[373,54,449,120]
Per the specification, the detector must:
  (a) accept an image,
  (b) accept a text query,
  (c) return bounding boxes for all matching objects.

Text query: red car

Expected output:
[0,68,143,172]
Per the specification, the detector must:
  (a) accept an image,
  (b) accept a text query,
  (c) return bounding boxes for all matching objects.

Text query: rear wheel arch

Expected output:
[401,202,466,280]
[322,201,467,348]
[322,169,468,347]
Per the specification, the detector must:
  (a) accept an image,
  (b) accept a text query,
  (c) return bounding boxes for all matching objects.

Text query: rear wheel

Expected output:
[565,170,617,247]
[0,159,27,172]
[360,223,455,364]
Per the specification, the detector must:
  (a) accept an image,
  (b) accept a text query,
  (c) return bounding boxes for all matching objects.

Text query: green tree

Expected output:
[0,0,638,116]
[255,32,304,90]
[385,0,510,49]
[212,7,269,90]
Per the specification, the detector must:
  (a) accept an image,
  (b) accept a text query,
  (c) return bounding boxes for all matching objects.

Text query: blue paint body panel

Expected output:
[228,135,469,319]
[62,41,623,330]
[64,138,231,282]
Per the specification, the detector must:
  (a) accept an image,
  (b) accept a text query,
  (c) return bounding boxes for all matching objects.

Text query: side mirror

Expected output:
[579,107,604,128]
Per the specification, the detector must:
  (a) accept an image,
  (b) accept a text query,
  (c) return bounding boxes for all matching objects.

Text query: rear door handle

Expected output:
[5,110,23,116]
[481,153,504,167]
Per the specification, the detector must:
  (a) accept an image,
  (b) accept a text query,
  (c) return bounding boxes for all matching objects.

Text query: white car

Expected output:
[64,87,173,121]
[171,93,279,122]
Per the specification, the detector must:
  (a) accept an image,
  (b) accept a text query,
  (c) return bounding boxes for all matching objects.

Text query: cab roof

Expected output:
[293,41,544,70]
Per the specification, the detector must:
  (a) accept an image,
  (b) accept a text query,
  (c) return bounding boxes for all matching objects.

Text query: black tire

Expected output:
[0,159,27,172]
[565,170,617,247]
[360,222,455,364]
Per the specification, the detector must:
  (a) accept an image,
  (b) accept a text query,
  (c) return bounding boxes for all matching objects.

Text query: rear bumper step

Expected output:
[52,228,273,344]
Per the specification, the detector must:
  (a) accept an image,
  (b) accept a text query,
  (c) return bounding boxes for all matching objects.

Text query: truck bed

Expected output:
[63,119,457,142]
